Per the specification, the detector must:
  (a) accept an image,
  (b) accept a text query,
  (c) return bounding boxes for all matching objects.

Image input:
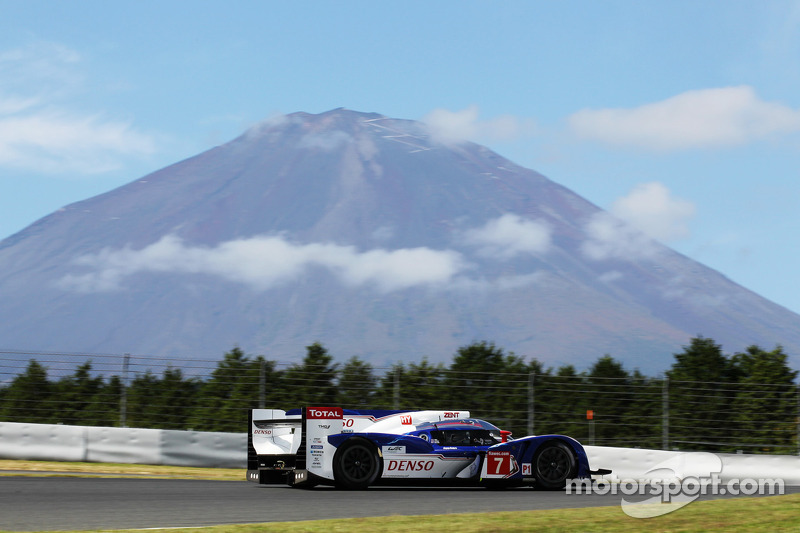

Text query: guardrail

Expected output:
[0,421,245,468]
[584,446,800,485]
[1,421,798,483]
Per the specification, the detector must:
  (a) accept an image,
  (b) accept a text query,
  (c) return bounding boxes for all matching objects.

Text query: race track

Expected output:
[0,476,795,531]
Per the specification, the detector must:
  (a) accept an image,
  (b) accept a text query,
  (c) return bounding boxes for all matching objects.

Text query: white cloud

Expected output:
[58,234,466,293]
[0,111,156,173]
[298,130,352,151]
[598,270,623,284]
[462,213,552,259]
[610,182,695,242]
[58,217,559,293]
[0,42,157,174]
[568,86,800,151]
[581,182,695,261]
[581,212,660,261]
[448,271,547,292]
[422,105,534,145]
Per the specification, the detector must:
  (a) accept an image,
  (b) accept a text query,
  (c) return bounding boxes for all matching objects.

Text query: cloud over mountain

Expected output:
[57,234,465,293]
[422,105,534,145]
[57,213,554,293]
[462,213,551,259]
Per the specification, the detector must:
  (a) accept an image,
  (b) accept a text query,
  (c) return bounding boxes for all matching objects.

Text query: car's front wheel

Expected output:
[533,441,577,490]
[332,439,381,490]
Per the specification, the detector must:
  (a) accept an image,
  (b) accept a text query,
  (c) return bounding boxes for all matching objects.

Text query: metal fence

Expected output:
[1,350,798,455]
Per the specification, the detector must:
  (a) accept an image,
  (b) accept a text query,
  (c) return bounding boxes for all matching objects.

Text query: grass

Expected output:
[0,460,797,532]
[0,459,242,480]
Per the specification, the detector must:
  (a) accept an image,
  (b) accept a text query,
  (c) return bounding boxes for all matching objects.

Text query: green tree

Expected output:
[585,355,630,446]
[0,360,54,423]
[54,362,107,426]
[126,367,201,429]
[535,364,586,439]
[731,345,798,452]
[624,369,663,449]
[281,342,338,407]
[446,341,506,410]
[335,356,377,408]
[667,337,738,451]
[376,359,448,410]
[445,341,531,433]
[375,363,406,410]
[187,347,272,432]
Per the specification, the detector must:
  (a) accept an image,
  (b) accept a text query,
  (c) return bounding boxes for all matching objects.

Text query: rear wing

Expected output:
[247,407,470,484]
[247,409,302,483]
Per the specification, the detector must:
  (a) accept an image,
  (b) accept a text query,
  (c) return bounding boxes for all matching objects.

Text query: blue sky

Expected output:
[1,1,799,315]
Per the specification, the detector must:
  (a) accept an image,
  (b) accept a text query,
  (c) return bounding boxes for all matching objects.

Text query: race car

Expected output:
[247,407,610,489]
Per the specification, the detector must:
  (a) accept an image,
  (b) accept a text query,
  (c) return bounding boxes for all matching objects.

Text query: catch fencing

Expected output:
[1,350,798,455]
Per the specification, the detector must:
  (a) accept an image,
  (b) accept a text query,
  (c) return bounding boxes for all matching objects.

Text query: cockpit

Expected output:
[408,418,511,446]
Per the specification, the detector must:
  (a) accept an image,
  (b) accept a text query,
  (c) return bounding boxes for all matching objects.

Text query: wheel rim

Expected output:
[342,445,375,481]
[536,445,571,484]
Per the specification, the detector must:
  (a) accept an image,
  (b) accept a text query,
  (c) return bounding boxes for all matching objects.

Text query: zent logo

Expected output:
[400,415,413,425]
[443,412,460,419]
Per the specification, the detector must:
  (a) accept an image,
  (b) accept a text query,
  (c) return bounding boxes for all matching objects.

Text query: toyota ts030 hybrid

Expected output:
[247,407,610,489]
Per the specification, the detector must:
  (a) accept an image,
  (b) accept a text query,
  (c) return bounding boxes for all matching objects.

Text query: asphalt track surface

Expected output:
[1,476,796,531]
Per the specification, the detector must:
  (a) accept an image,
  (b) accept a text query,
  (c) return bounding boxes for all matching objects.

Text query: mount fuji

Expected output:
[1,108,798,374]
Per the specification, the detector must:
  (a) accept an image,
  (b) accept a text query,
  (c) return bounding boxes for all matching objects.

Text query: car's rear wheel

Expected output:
[333,439,381,490]
[533,441,577,490]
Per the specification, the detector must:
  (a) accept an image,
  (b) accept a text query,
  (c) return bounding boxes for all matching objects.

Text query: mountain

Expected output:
[1,108,798,375]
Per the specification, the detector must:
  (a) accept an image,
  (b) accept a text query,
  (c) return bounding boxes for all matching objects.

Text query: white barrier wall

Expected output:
[1,421,798,481]
[0,422,246,468]
[585,445,800,485]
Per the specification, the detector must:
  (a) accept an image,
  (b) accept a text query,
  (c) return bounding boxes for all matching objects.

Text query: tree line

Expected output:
[0,337,797,453]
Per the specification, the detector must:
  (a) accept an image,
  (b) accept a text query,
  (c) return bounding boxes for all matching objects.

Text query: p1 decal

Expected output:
[522,463,532,476]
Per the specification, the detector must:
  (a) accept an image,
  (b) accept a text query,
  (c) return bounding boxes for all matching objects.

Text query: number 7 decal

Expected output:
[484,451,517,478]
[491,454,509,474]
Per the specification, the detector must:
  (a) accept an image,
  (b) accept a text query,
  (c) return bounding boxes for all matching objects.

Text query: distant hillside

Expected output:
[1,108,798,374]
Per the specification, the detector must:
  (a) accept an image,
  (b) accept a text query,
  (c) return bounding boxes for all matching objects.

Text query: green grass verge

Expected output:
[0,459,242,480]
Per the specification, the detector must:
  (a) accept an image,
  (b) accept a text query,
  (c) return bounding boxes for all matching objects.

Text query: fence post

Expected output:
[259,359,266,409]
[393,366,400,410]
[120,353,130,428]
[527,372,535,436]
[662,376,669,450]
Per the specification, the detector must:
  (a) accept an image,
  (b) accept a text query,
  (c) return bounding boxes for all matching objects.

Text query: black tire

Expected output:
[332,439,381,490]
[533,441,577,490]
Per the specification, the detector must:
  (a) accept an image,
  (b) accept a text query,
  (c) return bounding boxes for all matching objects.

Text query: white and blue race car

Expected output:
[247,407,610,490]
